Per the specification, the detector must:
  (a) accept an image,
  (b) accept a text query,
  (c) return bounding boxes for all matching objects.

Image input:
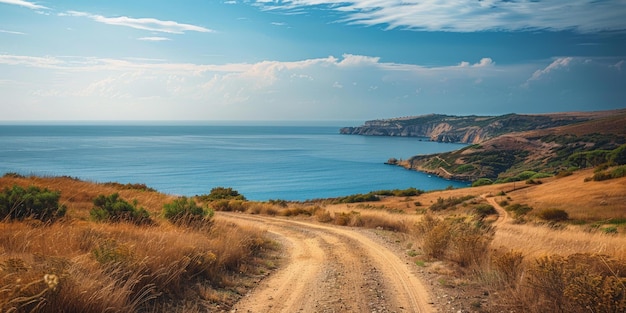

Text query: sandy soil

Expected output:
[221,213,433,313]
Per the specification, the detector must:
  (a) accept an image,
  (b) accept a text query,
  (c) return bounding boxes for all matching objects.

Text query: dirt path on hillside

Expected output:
[483,194,510,227]
[220,213,433,313]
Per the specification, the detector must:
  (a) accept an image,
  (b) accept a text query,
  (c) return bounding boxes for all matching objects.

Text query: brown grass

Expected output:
[509,168,626,221]
[0,175,277,312]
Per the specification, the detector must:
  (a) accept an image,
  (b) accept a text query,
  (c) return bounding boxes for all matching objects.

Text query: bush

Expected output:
[506,203,533,217]
[415,215,493,267]
[538,208,569,222]
[90,193,151,224]
[474,204,497,217]
[210,199,245,212]
[523,254,626,313]
[0,185,66,222]
[472,178,493,187]
[163,197,212,227]
[415,215,451,259]
[196,187,245,201]
[491,250,525,287]
[611,165,626,179]
[429,195,474,211]
[449,219,493,267]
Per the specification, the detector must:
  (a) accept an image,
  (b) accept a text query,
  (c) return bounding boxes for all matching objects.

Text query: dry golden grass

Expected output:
[0,175,277,312]
[508,168,626,221]
[0,175,175,220]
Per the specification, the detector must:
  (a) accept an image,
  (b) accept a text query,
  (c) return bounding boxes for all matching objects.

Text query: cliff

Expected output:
[343,109,626,182]
[340,113,588,144]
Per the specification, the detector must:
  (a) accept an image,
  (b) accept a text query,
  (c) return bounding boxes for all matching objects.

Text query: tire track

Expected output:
[223,213,433,313]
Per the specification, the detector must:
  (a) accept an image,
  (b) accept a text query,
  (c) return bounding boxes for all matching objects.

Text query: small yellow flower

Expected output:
[43,274,59,290]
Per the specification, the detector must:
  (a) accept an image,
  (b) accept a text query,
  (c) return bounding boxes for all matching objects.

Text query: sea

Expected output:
[0,123,469,201]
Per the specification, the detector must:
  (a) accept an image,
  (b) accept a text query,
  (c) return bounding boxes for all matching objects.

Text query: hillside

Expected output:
[344,109,626,182]
[339,111,613,144]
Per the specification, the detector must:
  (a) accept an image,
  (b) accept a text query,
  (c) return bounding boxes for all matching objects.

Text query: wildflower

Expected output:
[43,274,59,290]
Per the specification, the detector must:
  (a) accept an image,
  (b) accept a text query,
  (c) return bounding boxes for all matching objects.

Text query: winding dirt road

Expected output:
[220,213,433,313]
[483,194,510,227]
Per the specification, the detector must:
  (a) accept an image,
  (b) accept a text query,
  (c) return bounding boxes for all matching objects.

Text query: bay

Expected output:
[0,124,469,200]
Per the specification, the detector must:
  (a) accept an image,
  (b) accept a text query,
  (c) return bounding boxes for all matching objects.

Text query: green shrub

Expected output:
[538,208,569,222]
[506,203,533,217]
[163,197,212,226]
[90,193,151,224]
[0,185,66,222]
[601,226,618,234]
[525,179,542,185]
[429,195,474,211]
[516,171,538,180]
[592,171,613,181]
[609,144,626,165]
[472,178,493,187]
[196,187,246,201]
[474,204,497,217]
[454,164,475,173]
[611,165,626,179]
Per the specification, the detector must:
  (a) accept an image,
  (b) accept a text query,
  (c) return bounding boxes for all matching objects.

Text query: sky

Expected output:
[0,0,625,122]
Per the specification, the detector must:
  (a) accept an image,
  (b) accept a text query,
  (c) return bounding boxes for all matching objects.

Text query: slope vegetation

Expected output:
[383,110,626,181]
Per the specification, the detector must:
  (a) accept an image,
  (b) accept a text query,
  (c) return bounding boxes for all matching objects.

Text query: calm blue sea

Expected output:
[0,124,469,200]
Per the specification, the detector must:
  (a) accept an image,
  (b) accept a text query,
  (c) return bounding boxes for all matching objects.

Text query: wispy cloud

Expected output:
[524,57,573,87]
[253,0,626,33]
[0,29,26,35]
[1,53,623,119]
[138,37,171,41]
[62,11,214,34]
[0,0,48,10]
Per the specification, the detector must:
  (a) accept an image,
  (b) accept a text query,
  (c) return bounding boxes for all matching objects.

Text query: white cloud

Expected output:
[473,58,494,67]
[0,29,26,35]
[0,54,63,68]
[63,11,214,34]
[1,53,624,120]
[338,54,380,67]
[138,37,171,41]
[0,0,48,10]
[524,57,573,86]
[253,0,626,33]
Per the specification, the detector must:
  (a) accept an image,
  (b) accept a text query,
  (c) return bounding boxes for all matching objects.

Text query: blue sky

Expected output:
[1,0,625,121]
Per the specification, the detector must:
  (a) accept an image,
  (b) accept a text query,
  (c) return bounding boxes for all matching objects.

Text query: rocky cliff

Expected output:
[342,109,626,182]
[340,113,588,144]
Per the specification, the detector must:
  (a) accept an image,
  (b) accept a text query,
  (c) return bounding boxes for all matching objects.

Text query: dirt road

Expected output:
[221,213,433,313]
[483,194,510,227]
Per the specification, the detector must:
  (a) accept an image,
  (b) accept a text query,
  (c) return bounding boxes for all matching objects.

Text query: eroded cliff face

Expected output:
[340,118,490,144]
[339,113,588,144]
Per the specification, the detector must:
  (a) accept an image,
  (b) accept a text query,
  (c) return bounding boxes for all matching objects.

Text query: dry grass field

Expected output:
[1,169,624,312]
[0,175,277,312]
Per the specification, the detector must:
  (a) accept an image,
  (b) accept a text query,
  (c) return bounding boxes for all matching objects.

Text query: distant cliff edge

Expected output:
[340,109,626,182]
[339,113,589,144]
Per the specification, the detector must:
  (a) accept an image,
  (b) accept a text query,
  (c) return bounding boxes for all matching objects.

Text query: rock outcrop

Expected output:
[340,113,588,144]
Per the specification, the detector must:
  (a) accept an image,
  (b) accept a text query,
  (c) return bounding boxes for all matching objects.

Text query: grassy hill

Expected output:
[392,109,626,182]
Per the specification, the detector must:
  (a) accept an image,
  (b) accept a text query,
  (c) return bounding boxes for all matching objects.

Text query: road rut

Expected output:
[222,213,433,313]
